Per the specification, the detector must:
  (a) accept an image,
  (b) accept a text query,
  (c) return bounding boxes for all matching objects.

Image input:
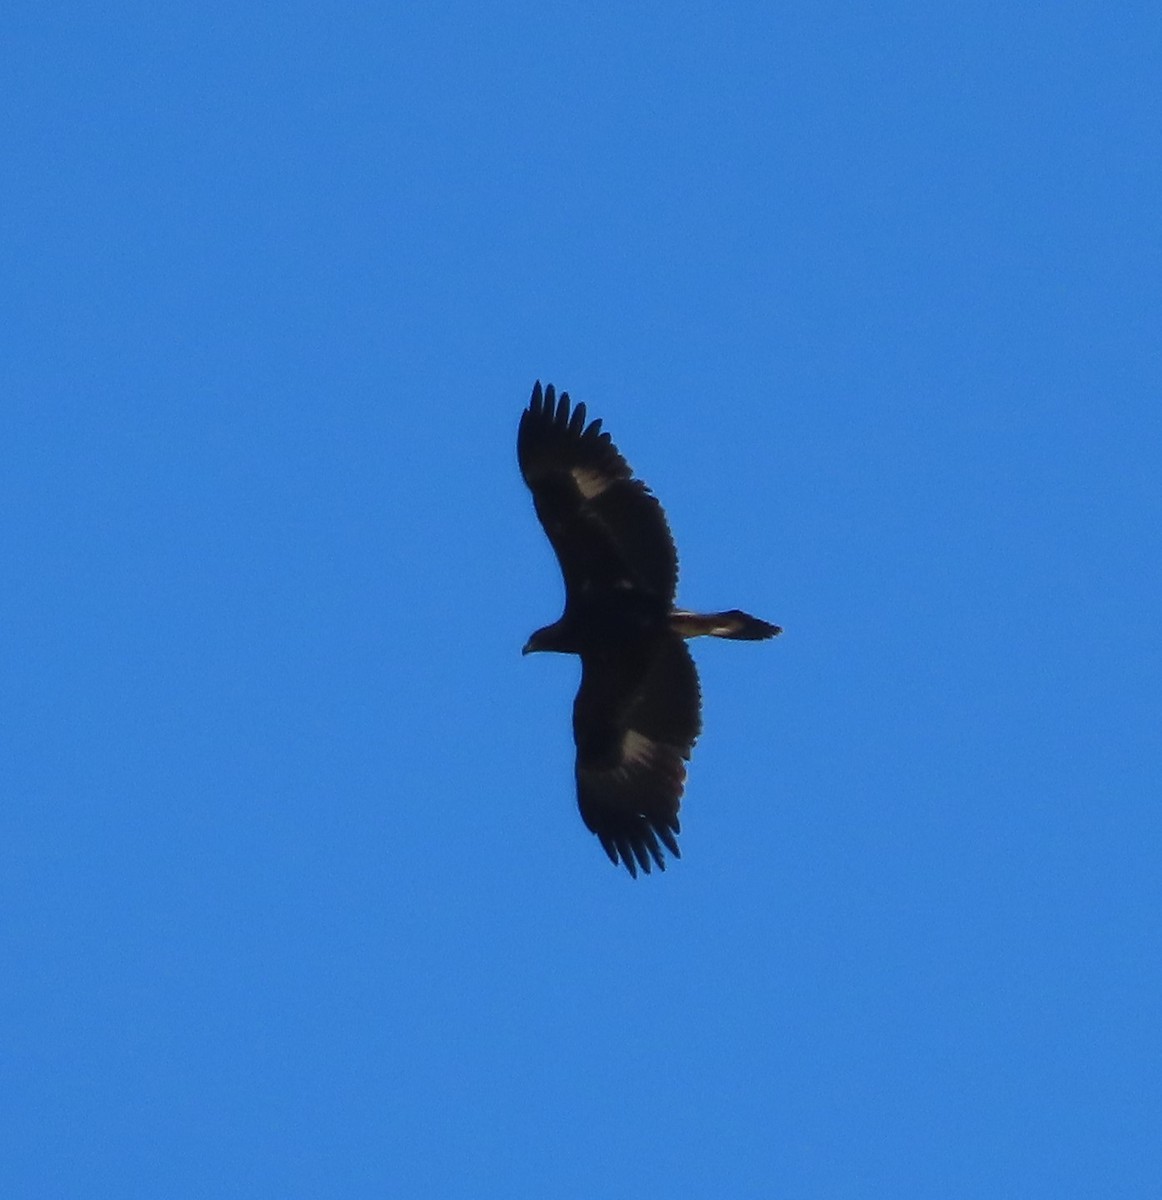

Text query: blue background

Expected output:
[4,3,1160,1196]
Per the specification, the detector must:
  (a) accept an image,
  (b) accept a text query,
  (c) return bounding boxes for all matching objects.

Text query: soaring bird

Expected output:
[518,381,780,877]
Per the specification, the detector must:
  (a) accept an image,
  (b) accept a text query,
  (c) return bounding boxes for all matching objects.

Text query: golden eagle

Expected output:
[519,381,780,877]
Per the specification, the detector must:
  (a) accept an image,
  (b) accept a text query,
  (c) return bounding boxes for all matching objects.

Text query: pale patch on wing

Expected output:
[621,728,658,768]
[604,729,688,794]
[571,466,612,499]
[576,729,688,876]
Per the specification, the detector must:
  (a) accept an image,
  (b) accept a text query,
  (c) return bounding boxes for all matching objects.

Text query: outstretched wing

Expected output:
[573,636,702,876]
[518,381,678,603]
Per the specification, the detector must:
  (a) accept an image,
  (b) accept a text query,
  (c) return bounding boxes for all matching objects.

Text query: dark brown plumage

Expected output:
[518,381,781,877]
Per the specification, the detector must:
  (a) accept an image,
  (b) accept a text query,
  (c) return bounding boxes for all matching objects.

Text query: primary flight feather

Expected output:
[518,381,781,877]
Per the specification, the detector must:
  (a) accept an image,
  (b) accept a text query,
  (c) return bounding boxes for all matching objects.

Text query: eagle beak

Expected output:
[521,640,534,656]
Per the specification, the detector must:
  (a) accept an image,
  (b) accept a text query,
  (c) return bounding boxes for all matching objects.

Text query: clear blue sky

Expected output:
[4,3,1160,1196]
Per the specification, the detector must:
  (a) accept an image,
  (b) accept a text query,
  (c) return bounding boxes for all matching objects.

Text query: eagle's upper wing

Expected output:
[573,636,702,876]
[518,382,678,603]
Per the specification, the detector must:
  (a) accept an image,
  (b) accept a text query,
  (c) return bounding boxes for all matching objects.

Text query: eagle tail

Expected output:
[670,609,782,641]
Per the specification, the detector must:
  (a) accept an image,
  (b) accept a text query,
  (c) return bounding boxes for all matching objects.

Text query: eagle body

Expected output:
[518,382,780,877]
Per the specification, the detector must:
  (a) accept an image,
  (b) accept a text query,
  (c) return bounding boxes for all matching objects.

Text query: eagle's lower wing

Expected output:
[573,637,703,876]
[518,382,677,603]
